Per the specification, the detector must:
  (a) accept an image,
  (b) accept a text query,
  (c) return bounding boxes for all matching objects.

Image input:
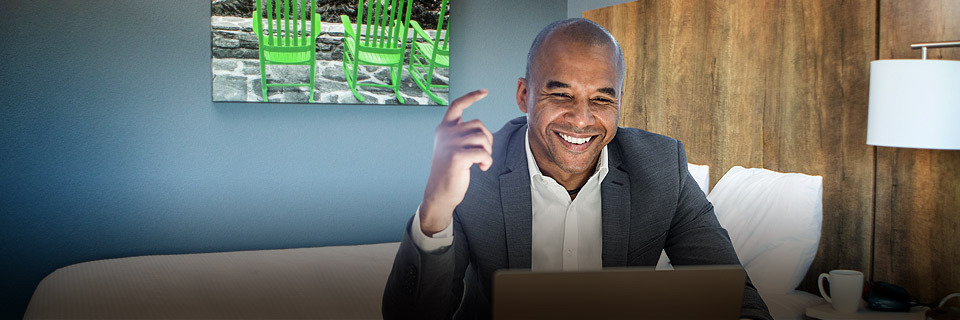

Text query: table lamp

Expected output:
[867,41,960,149]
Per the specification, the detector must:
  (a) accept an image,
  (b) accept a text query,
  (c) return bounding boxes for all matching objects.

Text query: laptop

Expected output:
[493,265,746,320]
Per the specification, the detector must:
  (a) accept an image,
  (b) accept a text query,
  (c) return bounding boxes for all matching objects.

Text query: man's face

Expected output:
[517,35,622,179]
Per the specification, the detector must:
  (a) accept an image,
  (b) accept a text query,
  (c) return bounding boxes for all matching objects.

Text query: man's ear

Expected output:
[516,77,529,114]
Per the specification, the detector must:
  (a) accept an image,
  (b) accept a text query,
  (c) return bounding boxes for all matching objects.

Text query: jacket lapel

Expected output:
[500,124,532,269]
[601,138,631,267]
[498,123,632,269]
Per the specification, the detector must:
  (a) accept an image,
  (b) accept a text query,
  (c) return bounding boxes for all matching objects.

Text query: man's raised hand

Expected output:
[420,89,493,236]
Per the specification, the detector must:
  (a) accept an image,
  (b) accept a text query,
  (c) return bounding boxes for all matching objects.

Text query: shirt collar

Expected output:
[524,127,609,185]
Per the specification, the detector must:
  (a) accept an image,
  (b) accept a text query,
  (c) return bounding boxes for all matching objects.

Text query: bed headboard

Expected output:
[584,0,960,304]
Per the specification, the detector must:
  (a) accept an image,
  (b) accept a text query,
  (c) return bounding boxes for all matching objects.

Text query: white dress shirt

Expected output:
[411,129,609,272]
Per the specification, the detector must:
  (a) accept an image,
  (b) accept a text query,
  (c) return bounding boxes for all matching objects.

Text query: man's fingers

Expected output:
[456,131,494,155]
[442,89,489,124]
[458,119,494,147]
[447,120,493,155]
[475,120,495,149]
[477,151,493,171]
[453,148,494,172]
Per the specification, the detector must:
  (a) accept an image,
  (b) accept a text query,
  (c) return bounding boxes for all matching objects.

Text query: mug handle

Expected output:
[818,273,833,303]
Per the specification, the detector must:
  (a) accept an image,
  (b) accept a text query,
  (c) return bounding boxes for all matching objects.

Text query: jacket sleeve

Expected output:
[664,141,773,320]
[382,212,470,319]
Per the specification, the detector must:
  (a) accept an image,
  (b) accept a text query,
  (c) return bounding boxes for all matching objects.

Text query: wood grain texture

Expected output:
[584,0,877,294]
[875,0,960,305]
[758,0,877,295]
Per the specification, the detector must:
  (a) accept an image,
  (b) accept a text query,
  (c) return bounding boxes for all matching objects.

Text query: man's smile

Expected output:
[555,130,597,152]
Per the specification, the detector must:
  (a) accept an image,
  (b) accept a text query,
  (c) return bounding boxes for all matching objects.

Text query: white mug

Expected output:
[818,269,864,313]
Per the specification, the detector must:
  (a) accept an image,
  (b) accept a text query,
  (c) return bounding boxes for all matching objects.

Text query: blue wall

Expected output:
[0,0,566,317]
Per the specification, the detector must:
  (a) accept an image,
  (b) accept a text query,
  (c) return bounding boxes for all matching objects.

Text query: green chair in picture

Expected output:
[340,0,414,103]
[253,0,318,102]
[408,0,450,105]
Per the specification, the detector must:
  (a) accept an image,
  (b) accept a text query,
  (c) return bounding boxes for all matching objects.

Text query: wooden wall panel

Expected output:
[584,0,877,294]
[760,0,878,294]
[875,0,960,305]
[585,1,767,188]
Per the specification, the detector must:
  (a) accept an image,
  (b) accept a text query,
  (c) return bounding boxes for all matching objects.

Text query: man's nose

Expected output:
[565,98,596,128]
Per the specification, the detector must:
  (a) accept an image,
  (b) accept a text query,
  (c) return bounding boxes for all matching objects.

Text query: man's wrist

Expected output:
[418,201,453,236]
[411,205,453,253]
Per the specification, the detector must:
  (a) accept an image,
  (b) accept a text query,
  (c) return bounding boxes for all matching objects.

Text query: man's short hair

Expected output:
[525,18,626,83]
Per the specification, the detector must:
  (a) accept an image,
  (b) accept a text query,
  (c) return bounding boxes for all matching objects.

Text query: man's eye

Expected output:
[550,93,571,98]
[592,97,614,103]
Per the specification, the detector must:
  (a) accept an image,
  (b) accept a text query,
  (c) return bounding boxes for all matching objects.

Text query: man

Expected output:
[383,18,772,319]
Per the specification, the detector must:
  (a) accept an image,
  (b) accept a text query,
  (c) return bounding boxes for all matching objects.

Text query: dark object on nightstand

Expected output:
[865,281,912,312]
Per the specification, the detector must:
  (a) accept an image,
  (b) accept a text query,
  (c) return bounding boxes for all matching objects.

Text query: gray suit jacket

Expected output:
[383,117,772,319]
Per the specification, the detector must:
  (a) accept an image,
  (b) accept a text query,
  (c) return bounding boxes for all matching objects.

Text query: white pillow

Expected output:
[707,166,823,295]
[657,163,711,270]
[687,163,711,195]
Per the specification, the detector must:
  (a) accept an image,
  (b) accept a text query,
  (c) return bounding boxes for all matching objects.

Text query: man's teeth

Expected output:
[559,132,592,145]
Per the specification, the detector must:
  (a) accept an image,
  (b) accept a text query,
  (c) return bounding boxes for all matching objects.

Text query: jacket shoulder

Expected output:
[488,116,527,168]
[612,127,680,155]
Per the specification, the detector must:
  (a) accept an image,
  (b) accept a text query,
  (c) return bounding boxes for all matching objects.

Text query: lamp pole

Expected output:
[910,41,960,60]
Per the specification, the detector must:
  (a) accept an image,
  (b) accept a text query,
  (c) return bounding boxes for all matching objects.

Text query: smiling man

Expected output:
[383,18,772,319]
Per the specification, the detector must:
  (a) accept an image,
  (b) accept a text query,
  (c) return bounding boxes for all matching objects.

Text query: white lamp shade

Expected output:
[867,60,960,149]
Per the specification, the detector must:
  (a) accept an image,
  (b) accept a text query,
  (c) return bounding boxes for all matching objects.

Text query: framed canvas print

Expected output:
[212,0,450,105]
